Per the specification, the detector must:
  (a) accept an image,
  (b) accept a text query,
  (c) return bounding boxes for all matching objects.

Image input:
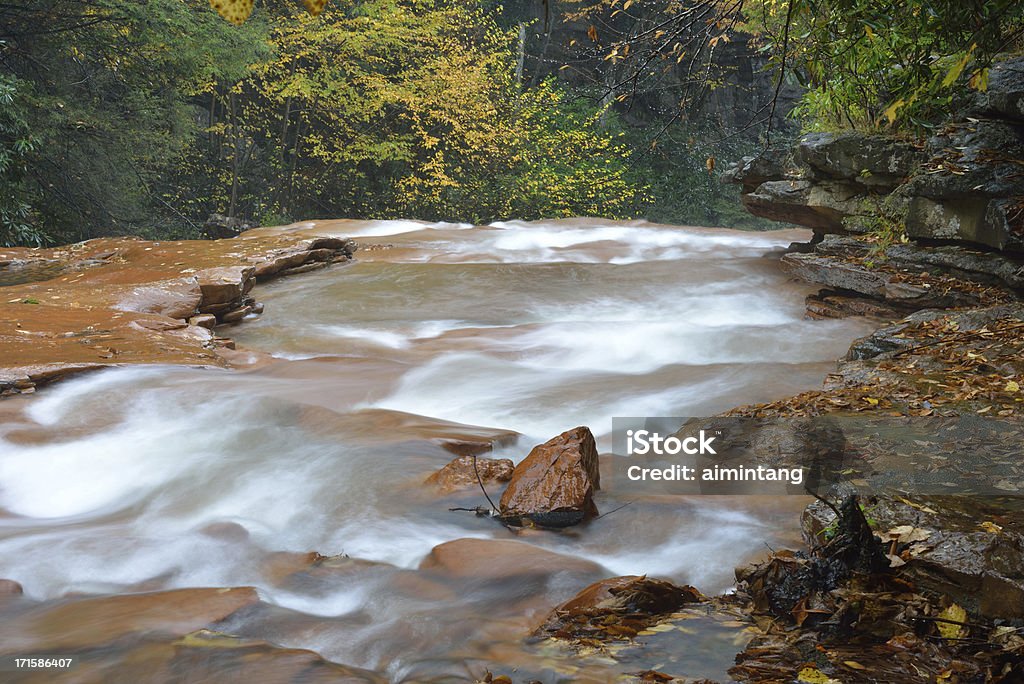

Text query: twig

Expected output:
[595,499,635,520]
[472,453,499,514]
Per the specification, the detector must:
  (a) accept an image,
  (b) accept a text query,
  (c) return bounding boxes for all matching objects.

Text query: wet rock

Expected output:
[498,426,601,527]
[805,290,904,320]
[0,232,354,393]
[971,56,1024,121]
[781,252,884,294]
[802,495,1024,620]
[115,278,202,320]
[425,455,515,493]
[0,587,259,653]
[189,313,218,329]
[438,438,498,457]
[251,238,355,281]
[279,261,329,276]
[726,61,1024,253]
[796,131,926,190]
[418,538,604,580]
[535,575,704,641]
[781,252,979,309]
[202,213,251,239]
[0,579,23,596]
[129,315,189,332]
[220,305,253,323]
[198,521,250,542]
[39,631,385,684]
[723,148,799,193]
[0,363,107,396]
[847,304,1024,360]
[742,179,864,233]
[817,235,1024,291]
[196,265,256,309]
[166,324,215,345]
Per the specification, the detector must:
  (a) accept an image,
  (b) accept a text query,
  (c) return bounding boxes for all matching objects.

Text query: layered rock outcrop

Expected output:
[0,233,355,395]
[727,57,1024,254]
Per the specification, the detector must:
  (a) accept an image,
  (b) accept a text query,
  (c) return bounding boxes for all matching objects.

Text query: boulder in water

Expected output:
[535,575,704,641]
[425,455,514,493]
[498,426,600,527]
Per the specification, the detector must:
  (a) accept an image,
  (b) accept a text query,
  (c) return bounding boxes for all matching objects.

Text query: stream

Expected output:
[0,219,879,682]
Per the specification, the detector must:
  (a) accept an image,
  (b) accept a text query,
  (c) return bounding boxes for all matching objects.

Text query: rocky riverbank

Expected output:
[686,55,1024,684]
[0,232,354,395]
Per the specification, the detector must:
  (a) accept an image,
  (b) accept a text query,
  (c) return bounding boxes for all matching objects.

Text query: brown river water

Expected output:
[0,219,879,682]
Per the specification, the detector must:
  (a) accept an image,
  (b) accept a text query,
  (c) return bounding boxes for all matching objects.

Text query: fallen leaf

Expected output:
[796,666,840,683]
[937,603,967,640]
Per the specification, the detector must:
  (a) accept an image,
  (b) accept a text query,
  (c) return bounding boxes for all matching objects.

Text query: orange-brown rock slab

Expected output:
[418,538,605,580]
[498,426,601,527]
[0,232,354,395]
[0,587,259,653]
[8,631,385,684]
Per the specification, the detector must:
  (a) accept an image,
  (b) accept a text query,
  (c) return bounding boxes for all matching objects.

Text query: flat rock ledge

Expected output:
[0,233,354,395]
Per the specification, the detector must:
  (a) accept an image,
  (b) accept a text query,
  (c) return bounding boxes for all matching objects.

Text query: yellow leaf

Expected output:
[797,666,838,683]
[937,603,967,640]
[302,0,327,16]
[941,45,976,88]
[969,68,990,92]
[979,521,1003,534]
[1005,380,1020,393]
[843,661,866,670]
[882,99,905,125]
[209,0,254,25]
[864,397,879,405]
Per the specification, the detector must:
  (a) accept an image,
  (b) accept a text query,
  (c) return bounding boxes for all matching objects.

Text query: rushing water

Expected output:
[0,219,878,682]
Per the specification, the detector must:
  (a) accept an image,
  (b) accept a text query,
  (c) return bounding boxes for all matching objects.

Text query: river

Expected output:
[0,219,879,682]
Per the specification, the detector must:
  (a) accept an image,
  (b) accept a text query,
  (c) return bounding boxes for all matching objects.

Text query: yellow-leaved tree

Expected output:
[176,0,643,224]
[210,0,328,25]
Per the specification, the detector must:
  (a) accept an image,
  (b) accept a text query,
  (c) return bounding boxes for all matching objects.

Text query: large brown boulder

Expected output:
[425,455,514,493]
[499,426,600,527]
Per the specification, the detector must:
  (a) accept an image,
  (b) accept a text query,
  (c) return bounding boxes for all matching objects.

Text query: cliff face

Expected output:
[727,57,1024,254]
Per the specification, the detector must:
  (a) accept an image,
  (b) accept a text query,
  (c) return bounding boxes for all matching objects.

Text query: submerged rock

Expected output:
[535,575,704,641]
[418,538,604,581]
[0,587,259,653]
[498,426,600,527]
[425,455,514,494]
[35,630,384,684]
